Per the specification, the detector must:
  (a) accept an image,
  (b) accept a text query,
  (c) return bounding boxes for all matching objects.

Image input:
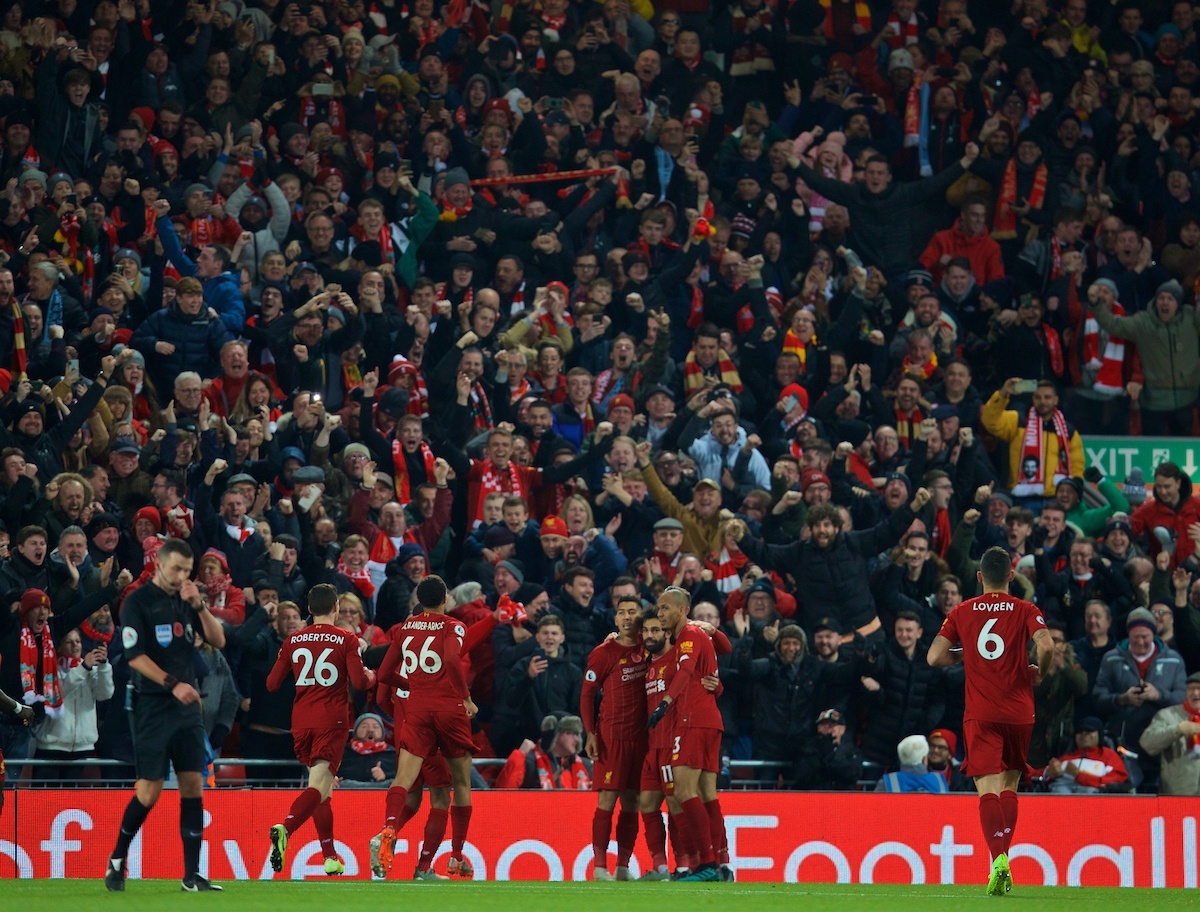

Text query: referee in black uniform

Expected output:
[105,538,227,892]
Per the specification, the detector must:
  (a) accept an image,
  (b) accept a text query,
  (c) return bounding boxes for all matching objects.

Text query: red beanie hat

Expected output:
[135,506,163,534]
[929,728,958,756]
[539,515,568,538]
[20,588,51,620]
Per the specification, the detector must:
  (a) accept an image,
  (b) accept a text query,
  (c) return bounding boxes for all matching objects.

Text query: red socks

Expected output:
[450,805,472,859]
[383,786,409,830]
[681,797,715,866]
[999,790,1018,853]
[284,787,322,836]
[641,810,667,869]
[616,811,639,867]
[592,808,614,868]
[311,799,336,859]
[418,808,449,871]
[979,793,1007,859]
[704,799,727,864]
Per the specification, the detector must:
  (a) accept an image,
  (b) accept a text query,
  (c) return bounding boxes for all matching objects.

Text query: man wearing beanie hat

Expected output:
[926,729,972,791]
[495,712,592,790]
[1092,605,1188,758]
[1092,275,1200,435]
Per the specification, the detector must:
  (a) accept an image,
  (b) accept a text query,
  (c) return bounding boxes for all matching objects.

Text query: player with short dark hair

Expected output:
[648,586,730,882]
[105,538,227,893]
[927,546,1054,896]
[267,583,376,877]
[370,575,478,879]
[581,595,648,881]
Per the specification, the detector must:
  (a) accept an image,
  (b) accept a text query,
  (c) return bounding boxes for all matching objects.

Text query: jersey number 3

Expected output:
[977,618,1005,661]
[295,647,339,686]
[402,635,444,675]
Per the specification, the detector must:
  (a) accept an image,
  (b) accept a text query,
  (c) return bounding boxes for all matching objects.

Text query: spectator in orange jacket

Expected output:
[1042,716,1129,793]
[495,713,593,790]
[918,199,1005,286]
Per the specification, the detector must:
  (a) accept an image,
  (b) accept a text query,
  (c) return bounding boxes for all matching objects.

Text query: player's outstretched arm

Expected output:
[926,634,961,667]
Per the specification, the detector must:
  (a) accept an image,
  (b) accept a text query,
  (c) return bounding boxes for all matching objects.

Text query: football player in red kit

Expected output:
[267,584,377,876]
[581,595,648,881]
[928,546,1054,896]
[649,586,730,882]
[370,576,478,880]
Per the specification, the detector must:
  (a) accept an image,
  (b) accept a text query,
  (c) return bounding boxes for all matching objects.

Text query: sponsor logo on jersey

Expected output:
[585,669,597,682]
[155,624,172,647]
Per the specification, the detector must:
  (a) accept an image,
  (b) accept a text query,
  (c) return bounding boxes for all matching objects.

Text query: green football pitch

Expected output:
[6,880,1197,912]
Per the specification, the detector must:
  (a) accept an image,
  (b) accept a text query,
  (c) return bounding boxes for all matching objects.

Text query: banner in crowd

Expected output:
[1083,436,1200,483]
[0,791,1195,886]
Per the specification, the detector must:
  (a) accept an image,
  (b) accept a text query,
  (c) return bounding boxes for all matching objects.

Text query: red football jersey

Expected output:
[644,649,676,750]
[581,640,648,740]
[666,623,723,731]
[267,624,374,730]
[391,611,469,711]
[937,592,1047,725]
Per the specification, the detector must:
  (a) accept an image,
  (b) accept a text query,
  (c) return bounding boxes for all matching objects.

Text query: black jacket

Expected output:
[859,639,946,765]
[736,640,825,762]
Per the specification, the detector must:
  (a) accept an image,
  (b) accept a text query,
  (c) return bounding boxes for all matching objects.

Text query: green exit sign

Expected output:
[1084,436,1200,481]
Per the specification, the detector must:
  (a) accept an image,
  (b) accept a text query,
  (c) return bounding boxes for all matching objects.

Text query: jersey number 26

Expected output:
[295,647,339,686]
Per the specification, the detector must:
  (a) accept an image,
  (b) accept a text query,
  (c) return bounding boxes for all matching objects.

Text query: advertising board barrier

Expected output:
[1,790,1196,886]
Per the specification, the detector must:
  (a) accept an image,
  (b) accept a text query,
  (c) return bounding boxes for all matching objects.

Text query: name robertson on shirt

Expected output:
[291,632,345,644]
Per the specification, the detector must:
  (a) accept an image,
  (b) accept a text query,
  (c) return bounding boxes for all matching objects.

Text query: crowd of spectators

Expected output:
[2,0,1200,797]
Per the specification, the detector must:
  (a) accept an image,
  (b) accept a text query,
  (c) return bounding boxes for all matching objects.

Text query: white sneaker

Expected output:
[593,868,615,881]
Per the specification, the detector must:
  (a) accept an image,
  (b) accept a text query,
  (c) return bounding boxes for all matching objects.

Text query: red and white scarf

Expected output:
[1084,301,1126,395]
[474,458,526,525]
[338,560,375,599]
[388,356,429,418]
[705,547,748,594]
[368,528,416,566]
[507,281,526,318]
[1012,407,1072,497]
[20,625,63,718]
[993,158,1047,240]
[393,436,436,505]
[886,11,919,47]
[351,219,395,264]
[470,382,494,431]
[350,737,390,754]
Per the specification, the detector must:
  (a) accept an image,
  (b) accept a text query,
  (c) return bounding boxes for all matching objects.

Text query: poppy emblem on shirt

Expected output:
[173,622,184,638]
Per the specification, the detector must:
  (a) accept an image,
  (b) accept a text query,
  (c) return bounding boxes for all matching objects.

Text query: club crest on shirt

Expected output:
[155,624,172,647]
[585,669,597,681]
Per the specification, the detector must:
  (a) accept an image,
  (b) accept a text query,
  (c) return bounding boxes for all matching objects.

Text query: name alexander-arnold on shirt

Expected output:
[406,620,456,630]
[291,632,345,643]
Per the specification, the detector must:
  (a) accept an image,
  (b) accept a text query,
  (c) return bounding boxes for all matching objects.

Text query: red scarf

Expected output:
[686,284,705,329]
[507,376,530,404]
[1083,301,1127,395]
[439,199,474,222]
[993,158,1046,240]
[338,560,375,599]
[470,381,494,431]
[1038,325,1064,376]
[20,625,63,717]
[705,547,748,594]
[299,97,346,138]
[932,507,952,559]
[351,220,394,264]
[473,458,526,525]
[1049,236,1065,282]
[894,407,925,448]
[350,738,390,754]
[393,436,436,505]
[80,619,114,645]
[1012,406,1072,497]
[1187,709,1200,754]
[782,329,815,369]
[533,745,593,790]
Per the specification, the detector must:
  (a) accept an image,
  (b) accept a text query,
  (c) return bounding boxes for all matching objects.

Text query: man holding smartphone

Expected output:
[982,378,1084,507]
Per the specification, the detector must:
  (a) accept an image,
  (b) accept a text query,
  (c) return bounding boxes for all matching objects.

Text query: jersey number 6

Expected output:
[402,635,444,675]
[295,647,339,686]
[977,618,1005,661]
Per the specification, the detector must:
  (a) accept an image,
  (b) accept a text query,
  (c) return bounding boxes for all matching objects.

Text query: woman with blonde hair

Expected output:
[337,592,384,648]
[562,494,594,536]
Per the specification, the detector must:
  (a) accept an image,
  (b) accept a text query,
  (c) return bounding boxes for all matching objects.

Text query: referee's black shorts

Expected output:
[131,695,207,781]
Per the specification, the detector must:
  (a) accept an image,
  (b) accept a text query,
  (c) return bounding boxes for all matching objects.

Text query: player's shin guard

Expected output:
[641,811,668,869]
[979,793,1007,860]
[616,810,639,867]
[384,786,409,830]
[418,808,449,872]
[450,804,472,859]
[284,787,323,836]
[704,799,728,864]
[180,797,204,879]
[681,797,715,866]
[312,798,336,858]
[592,808,614,869]
[999,790,1018,853]
[112,795,152,862]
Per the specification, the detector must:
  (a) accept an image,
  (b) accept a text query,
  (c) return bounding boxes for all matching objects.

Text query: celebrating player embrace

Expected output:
[928,546,1054,896]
